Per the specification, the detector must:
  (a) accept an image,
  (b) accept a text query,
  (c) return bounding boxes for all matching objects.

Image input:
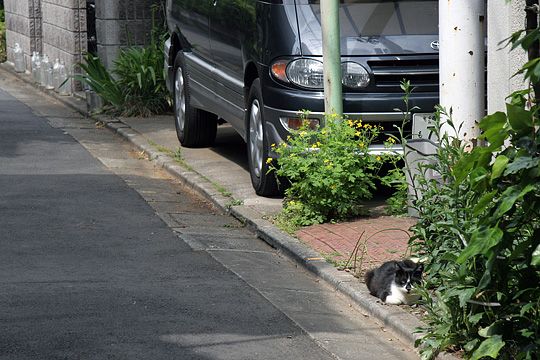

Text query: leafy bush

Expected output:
[78,54,124,109]
[272,113,394,226]
[76,6,170,117]
[407,101,540,359]
[112,43,170,116]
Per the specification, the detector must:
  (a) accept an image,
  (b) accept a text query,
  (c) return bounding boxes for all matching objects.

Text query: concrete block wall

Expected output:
[41,0,87,90]
[5,0,42,71]
[95,0,163,69]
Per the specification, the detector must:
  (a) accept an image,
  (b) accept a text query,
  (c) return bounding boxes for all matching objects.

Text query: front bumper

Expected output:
[262,83,438,157]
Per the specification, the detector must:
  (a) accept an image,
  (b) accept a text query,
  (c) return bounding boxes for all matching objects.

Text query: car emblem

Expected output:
[430,40,440,51]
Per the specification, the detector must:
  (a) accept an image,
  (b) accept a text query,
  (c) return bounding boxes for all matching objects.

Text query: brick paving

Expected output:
[296,216,417,276]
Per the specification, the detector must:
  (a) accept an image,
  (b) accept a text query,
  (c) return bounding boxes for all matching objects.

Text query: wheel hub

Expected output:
[174,69,186,131]
[249,99,264,179]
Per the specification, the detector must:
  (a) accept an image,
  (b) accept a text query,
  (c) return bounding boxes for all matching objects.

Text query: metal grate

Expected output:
[368,57,439,93]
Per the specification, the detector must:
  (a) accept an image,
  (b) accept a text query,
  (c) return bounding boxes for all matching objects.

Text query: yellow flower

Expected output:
[386,137,396,144]
[376,156,382,162]
[347,120,354,127]
[355,131,361,137]
[271,143,276,148]
[359,142,365,148]
[300,131,307,137]
[266,158,273,164]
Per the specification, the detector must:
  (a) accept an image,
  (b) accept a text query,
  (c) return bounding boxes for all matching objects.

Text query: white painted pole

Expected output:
[439,0,486,144]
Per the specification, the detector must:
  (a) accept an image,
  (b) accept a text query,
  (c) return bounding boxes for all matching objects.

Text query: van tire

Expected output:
[173,52,217,147]
[247,79,281,197]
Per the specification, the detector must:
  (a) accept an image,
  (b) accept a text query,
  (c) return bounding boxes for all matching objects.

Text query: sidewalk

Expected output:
[298,216,416,273]
[1,64,443,356]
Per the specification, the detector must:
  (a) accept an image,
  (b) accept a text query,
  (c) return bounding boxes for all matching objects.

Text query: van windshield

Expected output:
[306,0,438,37]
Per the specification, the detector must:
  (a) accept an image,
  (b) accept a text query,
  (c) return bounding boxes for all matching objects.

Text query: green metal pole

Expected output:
[320,0,343,116]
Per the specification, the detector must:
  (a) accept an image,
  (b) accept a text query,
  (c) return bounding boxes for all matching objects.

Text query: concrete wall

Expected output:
[95,0,162,69]
[487,0,528,113]
[5,0,163,75]
[41,0,87,80]
[5,0,42,71]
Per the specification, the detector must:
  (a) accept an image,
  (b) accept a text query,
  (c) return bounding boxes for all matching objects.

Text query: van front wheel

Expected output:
[247,79,280,197]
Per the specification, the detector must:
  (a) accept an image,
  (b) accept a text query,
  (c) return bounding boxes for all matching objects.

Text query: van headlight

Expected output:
[341,62,370,88]
[285,58,324,89]
[271,58,370,89]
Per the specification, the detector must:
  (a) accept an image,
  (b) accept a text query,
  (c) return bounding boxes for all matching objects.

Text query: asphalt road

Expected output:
[0,72,417,359]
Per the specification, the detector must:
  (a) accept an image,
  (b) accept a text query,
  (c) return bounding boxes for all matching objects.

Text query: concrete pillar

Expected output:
[487,0,528,113]
[5,0,42,71]
[439,0,486,143]
[95,0,163,69]
[41,0,87,91]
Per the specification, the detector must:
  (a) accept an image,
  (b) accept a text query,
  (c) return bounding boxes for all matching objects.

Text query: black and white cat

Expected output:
[364,259,423,305]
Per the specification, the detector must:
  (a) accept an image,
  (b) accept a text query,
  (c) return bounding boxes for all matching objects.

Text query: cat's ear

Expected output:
[415,263,424,273]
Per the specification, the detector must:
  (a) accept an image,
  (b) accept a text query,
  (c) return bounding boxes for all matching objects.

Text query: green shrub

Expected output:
[78,53,124,110]
[408,102,540,359]
[75,5,170,117]
[272,113,395,226]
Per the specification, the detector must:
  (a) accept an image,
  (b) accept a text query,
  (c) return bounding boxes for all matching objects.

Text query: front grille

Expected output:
[368,57,439,93]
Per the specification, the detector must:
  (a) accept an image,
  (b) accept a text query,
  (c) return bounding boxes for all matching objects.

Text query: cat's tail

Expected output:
[364,269,374,291]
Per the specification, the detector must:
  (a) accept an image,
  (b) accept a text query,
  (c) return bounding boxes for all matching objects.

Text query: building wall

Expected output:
[487,0,528,113]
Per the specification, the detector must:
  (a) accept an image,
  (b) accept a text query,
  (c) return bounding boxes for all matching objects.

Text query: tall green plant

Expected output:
[402,50,540,360]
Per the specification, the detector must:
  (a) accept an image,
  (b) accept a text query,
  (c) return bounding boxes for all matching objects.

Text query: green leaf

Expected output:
[473,190,497,215]
[493,184,534,218]
[503,156,540,176]
[470,335,505,360]
[479,112,507,148]
[491,155,509,181]
[469,313,484,326]
[457,227,503,263]
[532,244,540,266]
[479,111,507,132]
[458,287,476,307]
[506,103,533,132]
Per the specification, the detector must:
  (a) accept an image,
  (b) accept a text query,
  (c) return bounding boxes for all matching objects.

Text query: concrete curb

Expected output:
[1,64,458,359]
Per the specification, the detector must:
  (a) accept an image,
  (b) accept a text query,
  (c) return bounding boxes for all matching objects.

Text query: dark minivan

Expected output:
[164,0,439,196]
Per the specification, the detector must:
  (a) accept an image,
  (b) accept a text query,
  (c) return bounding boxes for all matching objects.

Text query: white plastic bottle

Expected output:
[13,43,26,73]
[34,52,42,84]
[40,55,50,87]
[52,59,61,91]
[58,61,70,96]
[46,60,55,90]
[31,52,38,81]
